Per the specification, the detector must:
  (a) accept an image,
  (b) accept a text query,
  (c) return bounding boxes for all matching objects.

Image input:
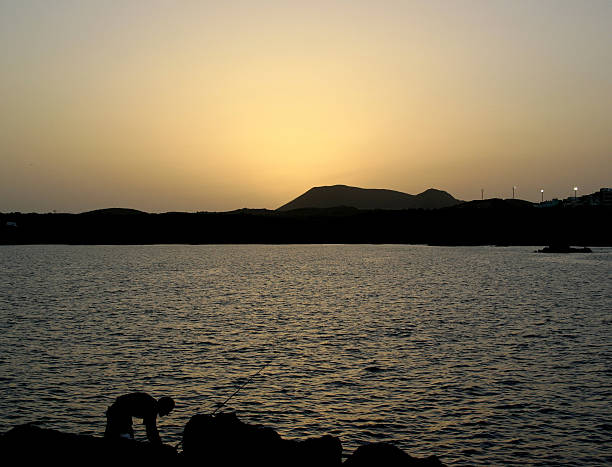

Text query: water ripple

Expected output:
[0,245,611,465]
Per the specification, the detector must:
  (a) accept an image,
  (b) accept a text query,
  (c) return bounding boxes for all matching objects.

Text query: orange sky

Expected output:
[1,1,610,212]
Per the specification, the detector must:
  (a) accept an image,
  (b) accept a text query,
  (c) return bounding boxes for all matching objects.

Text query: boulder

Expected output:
[282,434,343,466]
[536,245,592,253]
[344,442,446,466]
[182,412,342,466]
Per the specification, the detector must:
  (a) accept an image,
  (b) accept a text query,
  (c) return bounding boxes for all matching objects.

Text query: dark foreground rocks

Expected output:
[0,423,179,464]
[1,413,446,466]
[183,412,341,465]
[344,442,445,466]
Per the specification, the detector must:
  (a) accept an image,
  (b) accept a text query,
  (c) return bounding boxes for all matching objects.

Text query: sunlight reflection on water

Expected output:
[1,245,611,465]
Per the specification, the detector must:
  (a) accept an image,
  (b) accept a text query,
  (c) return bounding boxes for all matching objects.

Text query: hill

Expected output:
[277,185,460,211]
[79,208,147,216]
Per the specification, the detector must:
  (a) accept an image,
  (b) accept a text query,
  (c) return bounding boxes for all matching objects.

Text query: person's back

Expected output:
[105,392,174,444]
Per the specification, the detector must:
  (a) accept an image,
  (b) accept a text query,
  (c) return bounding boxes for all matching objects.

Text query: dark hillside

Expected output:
[277,185,460,211]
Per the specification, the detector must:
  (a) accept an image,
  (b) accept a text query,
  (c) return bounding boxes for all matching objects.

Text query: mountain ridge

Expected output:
[277,185,461,211]
[79,208,147,216]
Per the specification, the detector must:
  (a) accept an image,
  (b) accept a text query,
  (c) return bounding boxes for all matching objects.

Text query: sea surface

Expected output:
[0,245,610,465]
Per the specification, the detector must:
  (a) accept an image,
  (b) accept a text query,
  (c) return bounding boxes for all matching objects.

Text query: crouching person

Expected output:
[105,392,175,445]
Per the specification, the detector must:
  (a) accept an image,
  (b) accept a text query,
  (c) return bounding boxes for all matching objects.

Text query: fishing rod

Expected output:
[175,359,274,451]
[211,359,272,415]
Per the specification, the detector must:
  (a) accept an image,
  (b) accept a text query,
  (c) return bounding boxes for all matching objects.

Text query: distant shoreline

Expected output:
[2,205,611,247]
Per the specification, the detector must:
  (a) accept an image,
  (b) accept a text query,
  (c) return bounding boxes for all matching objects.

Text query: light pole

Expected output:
[574,186,578,199]
[513,186,516,199]
[540,189,544,203]
[481,188,484,201]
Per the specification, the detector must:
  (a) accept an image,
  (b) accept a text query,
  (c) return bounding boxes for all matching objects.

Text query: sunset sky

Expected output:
[1,0,610,212]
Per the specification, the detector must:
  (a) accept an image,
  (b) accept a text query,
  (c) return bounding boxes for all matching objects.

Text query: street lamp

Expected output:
[574,186,578,199]
[540,189,544,203]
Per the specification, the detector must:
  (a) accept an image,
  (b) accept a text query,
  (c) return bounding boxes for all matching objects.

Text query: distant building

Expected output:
[599,188,612,206]
[563,196,585,206]
[536,198,561,208]
[558,188,612,207]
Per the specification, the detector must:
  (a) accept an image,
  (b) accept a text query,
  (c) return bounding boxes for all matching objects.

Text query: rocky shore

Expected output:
[0,412,446,466]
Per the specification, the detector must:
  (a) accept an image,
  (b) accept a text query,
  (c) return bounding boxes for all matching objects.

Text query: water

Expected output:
[0,244,610,465]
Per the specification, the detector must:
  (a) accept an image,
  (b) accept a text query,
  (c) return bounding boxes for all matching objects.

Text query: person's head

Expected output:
[157,397,175,417]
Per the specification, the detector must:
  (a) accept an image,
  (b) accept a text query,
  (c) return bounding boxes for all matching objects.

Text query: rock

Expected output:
[182,412,342,466]
[282,435,343,466]
[183,412,282,464]
[536,245,592,253]
[1,416,445,467]
[344,442,446,466]
[0,423,180,465]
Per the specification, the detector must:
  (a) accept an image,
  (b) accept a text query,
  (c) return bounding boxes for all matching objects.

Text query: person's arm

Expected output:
[144,416,162,445]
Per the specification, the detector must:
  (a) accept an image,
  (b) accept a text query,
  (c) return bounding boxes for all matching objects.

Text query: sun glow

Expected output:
[1,1,611,211]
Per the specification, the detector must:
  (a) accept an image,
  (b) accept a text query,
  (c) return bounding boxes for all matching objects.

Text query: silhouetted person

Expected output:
[104,392,175,444]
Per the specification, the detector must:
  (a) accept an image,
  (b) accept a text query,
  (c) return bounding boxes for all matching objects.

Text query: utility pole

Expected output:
[481,189,484,200]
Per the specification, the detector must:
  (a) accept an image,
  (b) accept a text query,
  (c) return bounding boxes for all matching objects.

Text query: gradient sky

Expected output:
[1,0,610,212]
